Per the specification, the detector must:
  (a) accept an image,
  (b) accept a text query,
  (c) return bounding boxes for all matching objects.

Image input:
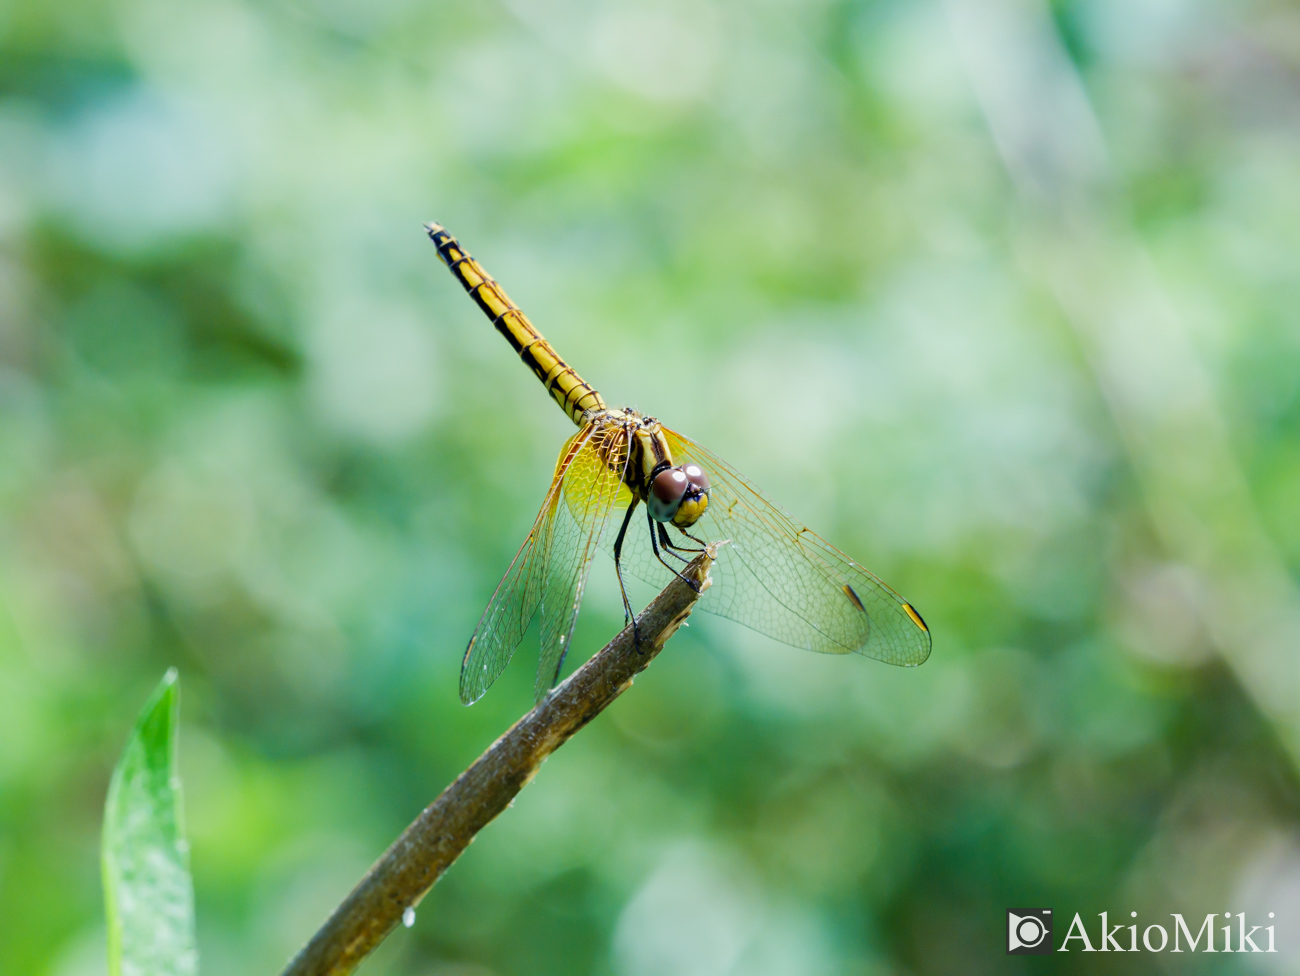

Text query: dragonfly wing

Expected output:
[461,425,601,704]
[614,426,931,666]
[536,423,630,702]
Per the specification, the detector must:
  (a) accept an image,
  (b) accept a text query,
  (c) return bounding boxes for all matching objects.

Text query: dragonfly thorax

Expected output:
[590,407,712,528]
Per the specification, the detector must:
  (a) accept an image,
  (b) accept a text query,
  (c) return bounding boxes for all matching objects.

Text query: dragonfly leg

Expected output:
[657,522,691,564]
[678,527,709,548]
[660,522,706,557]
[648,510,703,595]
[612,498,640,634]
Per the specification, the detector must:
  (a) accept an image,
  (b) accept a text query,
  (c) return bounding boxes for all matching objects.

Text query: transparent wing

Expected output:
[535,423,629,702]
[461,424,601,704]
[603,426,931,666]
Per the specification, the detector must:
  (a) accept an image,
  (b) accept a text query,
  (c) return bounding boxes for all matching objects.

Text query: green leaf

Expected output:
[102,668,198,976]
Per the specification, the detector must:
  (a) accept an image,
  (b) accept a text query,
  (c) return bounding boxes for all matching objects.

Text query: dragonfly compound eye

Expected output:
[682,464,710,493]
[648,468,689,522]
[672,464,711,528]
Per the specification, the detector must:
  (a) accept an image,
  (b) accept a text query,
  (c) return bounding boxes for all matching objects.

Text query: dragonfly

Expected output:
[427,223,931,704]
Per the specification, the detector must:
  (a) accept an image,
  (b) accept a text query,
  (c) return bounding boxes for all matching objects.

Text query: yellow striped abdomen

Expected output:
[426,223,605,427]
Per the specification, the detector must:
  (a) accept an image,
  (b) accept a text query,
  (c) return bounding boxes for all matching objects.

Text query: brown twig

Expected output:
[279,545,719,976]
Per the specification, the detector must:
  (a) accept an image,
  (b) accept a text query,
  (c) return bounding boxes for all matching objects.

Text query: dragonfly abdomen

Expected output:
[427,223,605,426]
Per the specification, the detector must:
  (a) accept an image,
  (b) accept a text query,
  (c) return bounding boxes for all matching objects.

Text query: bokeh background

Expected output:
[3,0,1300,973]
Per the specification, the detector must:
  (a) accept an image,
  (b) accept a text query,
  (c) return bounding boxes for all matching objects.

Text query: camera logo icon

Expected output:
[1007,909,1053,954]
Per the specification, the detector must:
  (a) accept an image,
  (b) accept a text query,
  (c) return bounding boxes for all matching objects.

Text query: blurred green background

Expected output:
[3,0,1300,973]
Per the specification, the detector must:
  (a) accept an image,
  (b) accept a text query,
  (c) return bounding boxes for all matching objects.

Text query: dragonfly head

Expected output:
[648,463,711,528]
